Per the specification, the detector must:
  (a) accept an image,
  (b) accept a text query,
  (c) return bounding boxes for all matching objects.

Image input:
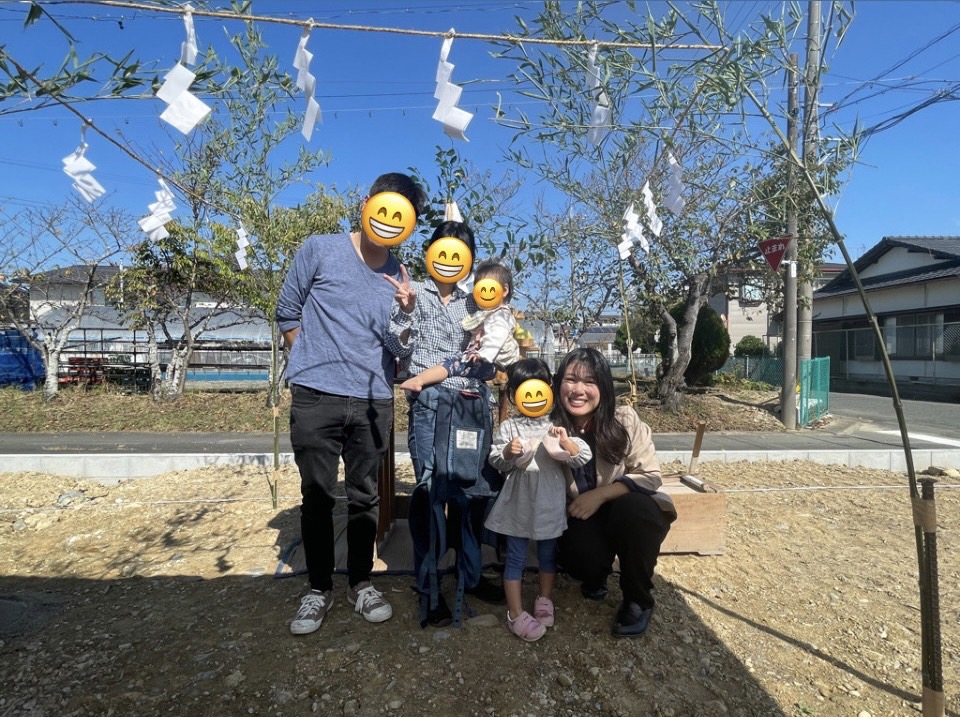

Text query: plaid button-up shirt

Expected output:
[387,279,480,391]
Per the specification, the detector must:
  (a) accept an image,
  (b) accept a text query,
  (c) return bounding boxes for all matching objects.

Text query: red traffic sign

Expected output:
[758,235,793,272]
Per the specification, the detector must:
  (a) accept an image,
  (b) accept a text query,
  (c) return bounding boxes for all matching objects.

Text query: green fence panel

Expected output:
[798,357,830,426]
[719,356,783,387]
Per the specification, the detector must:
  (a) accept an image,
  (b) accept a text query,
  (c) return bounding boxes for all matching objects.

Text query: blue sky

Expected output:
[1,0,959,264]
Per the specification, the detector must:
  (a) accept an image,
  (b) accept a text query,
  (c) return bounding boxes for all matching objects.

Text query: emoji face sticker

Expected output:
[425,237,472,284]
[361,192,416,246]
[473,278,503,310]
[515,379,553,418]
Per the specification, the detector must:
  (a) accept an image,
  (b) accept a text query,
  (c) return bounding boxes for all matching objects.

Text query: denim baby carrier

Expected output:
[409,385,502,627]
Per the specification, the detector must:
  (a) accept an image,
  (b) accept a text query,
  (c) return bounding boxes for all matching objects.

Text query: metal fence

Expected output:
[51,328,273,387]
[799,357,830,426]
[718,355,784,387]
[813,321,960,385]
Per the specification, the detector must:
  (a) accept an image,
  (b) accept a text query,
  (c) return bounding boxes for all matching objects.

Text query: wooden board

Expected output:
[658,473,726,556]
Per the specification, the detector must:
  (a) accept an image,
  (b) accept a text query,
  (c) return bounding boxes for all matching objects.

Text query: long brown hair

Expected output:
[550,348,628,465]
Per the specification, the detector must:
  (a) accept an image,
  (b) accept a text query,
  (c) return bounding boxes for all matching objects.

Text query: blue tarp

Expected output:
[0,329,45,390]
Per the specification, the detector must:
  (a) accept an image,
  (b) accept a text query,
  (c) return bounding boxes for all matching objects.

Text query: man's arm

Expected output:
[275,239,315,338]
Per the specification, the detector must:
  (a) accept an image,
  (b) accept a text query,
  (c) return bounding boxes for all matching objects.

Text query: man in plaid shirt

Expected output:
[386,221,506,627]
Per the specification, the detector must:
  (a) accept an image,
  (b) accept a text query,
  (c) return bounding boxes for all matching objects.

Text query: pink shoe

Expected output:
[533,596,555,627]
[507,610,546,642]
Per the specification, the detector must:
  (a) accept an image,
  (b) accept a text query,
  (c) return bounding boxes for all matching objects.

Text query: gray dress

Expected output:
[485,415,592,541]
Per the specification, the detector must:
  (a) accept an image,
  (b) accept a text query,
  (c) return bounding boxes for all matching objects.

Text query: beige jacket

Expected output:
[562,406,676,516]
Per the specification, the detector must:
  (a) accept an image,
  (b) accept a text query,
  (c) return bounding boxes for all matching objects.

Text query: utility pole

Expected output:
[798,0,821,365]
[782,54,799,430]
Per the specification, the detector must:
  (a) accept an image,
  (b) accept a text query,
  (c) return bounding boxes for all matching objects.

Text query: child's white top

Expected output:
[485,415,592,541]
[461,305,520,368]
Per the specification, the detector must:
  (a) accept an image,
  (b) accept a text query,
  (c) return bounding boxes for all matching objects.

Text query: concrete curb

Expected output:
[5,448,960,483]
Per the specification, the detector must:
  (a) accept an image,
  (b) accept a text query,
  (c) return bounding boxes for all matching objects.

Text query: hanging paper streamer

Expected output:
[618,203,648,260]
[138,179,177,242]
[156,62,211,134]
[180,4,198,66]
[586,44,611,146]
[234,223,251,270]
[641,181,662,237]
[663,152,686,215]
[154,5,210,134]
[444,200,463,222]
[62,127,106,203]
[432,31,473,141]
[292,26,321,141]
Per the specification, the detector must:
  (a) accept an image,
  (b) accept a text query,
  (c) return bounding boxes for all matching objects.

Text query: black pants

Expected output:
[289,384,393,591]
[558,492,674,609]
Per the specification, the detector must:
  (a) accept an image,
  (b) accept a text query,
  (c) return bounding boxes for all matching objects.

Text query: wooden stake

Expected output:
[688,420,706,475]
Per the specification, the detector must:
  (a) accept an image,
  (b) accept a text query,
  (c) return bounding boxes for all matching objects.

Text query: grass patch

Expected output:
[0,380,783,434]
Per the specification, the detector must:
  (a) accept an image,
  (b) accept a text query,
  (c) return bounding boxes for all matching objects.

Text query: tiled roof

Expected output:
[814,237,960,298]
[33,264,121,284]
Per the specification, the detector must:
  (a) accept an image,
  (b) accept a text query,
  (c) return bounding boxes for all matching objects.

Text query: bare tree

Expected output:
[0,199,131,399]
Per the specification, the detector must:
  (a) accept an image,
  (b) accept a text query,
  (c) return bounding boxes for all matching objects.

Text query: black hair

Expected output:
[506,357,551,403]
[474,259,512,299]
[369,173,429,218]
[550,347,628,464]
[428,221,477,257]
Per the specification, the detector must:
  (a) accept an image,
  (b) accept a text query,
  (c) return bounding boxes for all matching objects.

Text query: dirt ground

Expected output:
[2,458,958,717]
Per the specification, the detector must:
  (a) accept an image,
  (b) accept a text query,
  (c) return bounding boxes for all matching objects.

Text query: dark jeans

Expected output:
[289,384,393,591]
[558,492,674,609]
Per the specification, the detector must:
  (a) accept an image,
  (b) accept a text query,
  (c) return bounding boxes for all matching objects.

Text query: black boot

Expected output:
[611,600,653,638]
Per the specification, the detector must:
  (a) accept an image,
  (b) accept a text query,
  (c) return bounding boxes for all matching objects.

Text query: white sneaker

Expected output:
[290,590,333,635]
[347,581,393,623]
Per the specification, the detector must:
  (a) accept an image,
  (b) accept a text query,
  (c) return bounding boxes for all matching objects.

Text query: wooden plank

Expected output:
[659,473,726,556]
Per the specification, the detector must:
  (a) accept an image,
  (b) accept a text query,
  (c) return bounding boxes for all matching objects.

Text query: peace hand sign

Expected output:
[384,264,417,314]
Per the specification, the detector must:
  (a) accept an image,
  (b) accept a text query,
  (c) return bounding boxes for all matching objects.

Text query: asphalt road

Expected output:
[827,392,960,447]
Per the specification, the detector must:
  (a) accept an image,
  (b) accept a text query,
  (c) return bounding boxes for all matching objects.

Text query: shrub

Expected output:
[734,335,767,357]
[658,304,731,386]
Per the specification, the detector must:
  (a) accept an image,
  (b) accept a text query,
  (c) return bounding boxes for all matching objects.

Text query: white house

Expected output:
[812,236,960,396]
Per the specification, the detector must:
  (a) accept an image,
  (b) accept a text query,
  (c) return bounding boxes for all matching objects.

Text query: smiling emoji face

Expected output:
[515,379,553,418]
[425,237,472,284]
[361,192,416,246]
[473,278,503,310]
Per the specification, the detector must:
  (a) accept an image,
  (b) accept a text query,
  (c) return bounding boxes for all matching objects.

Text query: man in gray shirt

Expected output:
[276,172,427,635]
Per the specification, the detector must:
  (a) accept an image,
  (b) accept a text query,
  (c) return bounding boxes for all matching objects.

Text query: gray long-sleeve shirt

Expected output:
[276,232,402,400]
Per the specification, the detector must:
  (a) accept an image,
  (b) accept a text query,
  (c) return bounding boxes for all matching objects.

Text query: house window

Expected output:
[886,312,943,359]
[851,327,875,360]
[897,316,916,358]
[740,279,764,304]
[883,317,897,355]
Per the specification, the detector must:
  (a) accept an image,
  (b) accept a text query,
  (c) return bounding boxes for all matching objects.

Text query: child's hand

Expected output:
[503,437,524,460]
[548,425,578,457]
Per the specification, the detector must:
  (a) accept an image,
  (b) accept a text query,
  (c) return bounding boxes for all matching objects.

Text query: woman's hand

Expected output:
[383,265,416,313]
[567,490,607,521]
[503,437,524,460]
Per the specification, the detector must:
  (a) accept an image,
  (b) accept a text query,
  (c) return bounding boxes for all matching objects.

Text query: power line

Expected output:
[21,0,721,50]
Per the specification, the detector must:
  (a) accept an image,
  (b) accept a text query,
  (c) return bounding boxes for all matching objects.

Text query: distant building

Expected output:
[709,262,844,352]
[7,263,273,384]
[812,236,960,397]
